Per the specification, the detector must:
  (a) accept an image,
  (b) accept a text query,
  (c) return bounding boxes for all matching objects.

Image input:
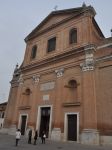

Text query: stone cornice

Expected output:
[96,55,112,63]
[21,47,84,72]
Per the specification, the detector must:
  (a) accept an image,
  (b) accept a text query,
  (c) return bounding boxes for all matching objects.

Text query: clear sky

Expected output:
[0,0,112,103]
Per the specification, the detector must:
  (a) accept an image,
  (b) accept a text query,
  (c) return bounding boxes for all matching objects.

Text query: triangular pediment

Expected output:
[25,6,95,41]
[38,13,73,32]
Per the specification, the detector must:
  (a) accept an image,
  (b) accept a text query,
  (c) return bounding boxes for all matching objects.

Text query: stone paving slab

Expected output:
[0,134,112,150]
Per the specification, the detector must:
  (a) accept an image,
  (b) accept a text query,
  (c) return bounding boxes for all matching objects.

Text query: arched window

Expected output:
[68,80,77,88]
[31,45,37,59]
[25,88,31,95]
[69,28,77,44]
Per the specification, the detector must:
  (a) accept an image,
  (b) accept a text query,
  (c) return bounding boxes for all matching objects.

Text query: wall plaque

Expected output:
[40,82,55,91]
[43,95,49,101]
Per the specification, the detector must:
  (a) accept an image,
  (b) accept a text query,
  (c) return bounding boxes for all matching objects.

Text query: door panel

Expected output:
[68,114,77,141]
[21,115,27,135]
[39,107,50,137]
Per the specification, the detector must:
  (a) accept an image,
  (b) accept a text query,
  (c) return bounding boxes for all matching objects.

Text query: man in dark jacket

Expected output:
[28,129,32,144]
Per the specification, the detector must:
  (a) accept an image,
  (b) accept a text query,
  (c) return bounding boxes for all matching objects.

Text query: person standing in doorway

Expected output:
[15,129,21,146]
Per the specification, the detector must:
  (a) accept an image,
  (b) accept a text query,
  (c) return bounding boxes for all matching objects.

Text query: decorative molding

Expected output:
[80,44,96,71]
[62,102,81,107]
[18,74,24,85]
[55,68,64,77]
[18,106,31,110]
[21,47,84,72]
[97,43,112,50]
[80,59,94,71]
[40,82,55,91]
[32,75,40,84]
[96,55,112,63]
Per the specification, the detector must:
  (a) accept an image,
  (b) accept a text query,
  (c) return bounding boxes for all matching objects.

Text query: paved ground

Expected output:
[0,134,112,150]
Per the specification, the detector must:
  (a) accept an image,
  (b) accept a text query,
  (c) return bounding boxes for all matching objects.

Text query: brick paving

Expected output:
[0,134,112,150]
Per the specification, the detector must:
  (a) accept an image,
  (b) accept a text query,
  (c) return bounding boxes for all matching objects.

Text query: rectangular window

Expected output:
[47,37,56,52]
[69,29,77,44]
[31,45,37,59]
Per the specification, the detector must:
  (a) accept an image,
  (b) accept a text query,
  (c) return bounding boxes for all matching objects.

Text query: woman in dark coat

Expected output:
[34,130,38,145]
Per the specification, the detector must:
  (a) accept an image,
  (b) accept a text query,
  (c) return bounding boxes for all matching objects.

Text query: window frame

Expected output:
[47,37,56,53]
[31,45,37,60]
[69,28,77,44]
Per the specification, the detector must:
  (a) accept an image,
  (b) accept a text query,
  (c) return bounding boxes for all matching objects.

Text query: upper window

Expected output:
[31,45,37,59]
[69,28,77,44]
[47,37,56,52]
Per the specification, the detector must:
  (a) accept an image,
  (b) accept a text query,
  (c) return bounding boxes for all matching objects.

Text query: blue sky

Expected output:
[0,0,112,102]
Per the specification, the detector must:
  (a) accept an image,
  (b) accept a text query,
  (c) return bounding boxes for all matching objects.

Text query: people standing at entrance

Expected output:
[41,131,46,144]
[28,129,32,144]
[34,130,38,145]
[15,129,21,146]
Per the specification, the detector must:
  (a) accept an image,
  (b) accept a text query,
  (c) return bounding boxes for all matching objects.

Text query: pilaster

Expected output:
[51,68,64,141]
[80,44,99,144]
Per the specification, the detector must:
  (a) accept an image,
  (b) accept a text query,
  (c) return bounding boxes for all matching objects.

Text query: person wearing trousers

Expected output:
[15,129,21,146]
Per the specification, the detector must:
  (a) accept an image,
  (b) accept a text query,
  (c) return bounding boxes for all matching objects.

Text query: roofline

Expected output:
[25,5,95,42]
[92,18,105,38]
[0,102,8,105]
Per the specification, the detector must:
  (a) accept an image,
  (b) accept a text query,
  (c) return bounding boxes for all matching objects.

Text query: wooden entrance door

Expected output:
[39,107,50,137]
[20,115,27,135]
[67,114,77,141]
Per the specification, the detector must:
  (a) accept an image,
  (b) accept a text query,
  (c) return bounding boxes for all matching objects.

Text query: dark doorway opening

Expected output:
[39,107,50,138]
[20,115,27,135]
[67,114,77,141]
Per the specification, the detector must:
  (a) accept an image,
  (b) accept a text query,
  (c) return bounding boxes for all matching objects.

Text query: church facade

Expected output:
[4,4,112,144]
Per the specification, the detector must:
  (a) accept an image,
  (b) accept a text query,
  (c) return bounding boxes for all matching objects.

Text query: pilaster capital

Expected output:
[32,74,40,84]
[80,44,96,72]
[55,68,64,78]
[84,44,96,53]
[80,60,94,71]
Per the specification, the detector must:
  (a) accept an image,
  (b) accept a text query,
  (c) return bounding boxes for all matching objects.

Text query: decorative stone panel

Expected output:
[55,68,64,77]
[80,44,96,71]
[32,75,40,84]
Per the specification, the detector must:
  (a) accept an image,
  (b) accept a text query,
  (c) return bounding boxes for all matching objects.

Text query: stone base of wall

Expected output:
[51,128,61,141]
[80,129,99,145]
[100,136,112,145]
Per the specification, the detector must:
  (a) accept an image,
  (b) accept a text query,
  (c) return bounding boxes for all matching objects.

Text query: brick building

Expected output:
[0,102,7,128]
[4,4,112,144]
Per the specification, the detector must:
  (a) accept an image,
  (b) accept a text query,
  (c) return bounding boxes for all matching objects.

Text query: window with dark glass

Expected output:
[69,29,77,44]
[47,37,56,52]
[31,45,37,59]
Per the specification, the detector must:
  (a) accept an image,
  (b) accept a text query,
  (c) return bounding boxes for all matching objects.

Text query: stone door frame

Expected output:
[36,105,52,138]
[64,112,79,142]
[18,113,28,134]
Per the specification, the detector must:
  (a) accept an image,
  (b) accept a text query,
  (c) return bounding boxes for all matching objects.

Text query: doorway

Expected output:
[20,115,27,135]
[68,114,77,141]
[64,113,79,142]
[39,107,50,137]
